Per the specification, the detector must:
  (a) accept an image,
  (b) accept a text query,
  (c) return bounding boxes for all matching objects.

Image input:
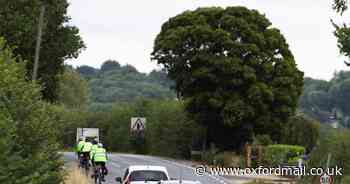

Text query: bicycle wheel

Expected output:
[84,162,89,176]
[95,168,102,184]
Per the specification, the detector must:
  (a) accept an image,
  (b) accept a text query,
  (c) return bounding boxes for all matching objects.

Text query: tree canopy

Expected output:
[299,71,350,128]
[75,61,176,110]
[332,0,350,66]
[333,0,349,14]
[152,7,304,148]
[0,0,85,101]
[0,37,62,183]
[58,66,89,109]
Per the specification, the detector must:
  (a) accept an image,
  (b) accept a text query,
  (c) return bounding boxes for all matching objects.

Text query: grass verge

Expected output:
[64,166,91,184]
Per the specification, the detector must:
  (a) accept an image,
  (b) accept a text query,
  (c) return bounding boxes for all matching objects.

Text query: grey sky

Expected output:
[66,0,350,80]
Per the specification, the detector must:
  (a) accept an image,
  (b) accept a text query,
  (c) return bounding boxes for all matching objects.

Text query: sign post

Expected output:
[130,117,146,154]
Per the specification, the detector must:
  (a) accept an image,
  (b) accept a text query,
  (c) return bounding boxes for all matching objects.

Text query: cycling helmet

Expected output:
[92,139,98,145]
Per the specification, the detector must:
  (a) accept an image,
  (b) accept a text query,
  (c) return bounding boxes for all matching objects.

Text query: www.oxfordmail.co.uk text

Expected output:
[195,165,343,177]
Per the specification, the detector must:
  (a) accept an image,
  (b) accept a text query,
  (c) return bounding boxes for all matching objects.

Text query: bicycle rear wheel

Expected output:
[94,168,103,184]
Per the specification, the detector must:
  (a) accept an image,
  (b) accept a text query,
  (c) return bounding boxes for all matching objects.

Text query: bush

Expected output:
[253,134,273,146]
[0,37,63,183]
[281,115,320,151]
[300,127,350,184]
[213,152,241,167]
[59,98,205,158]
[201,151,215,165]
[263,144,305,167]
[213,153,225,166]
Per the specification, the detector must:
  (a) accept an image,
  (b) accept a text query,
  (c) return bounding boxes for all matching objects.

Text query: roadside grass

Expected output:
[64,166,91,184]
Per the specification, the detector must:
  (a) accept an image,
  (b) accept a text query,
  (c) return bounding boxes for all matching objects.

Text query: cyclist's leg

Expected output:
[78,152,84,166]
[93,162,101,181]
[82,152,89,168]
[91,159,96,178]
[102,162,108,175]
[100,162,106,182]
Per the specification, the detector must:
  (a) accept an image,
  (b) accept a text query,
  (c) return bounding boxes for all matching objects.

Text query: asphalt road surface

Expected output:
[63,152,239,184]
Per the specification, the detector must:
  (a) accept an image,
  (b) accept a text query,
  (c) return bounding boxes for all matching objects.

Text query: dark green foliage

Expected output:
[300,72,350,128]
[152,7,303,149]
[76,65,98,78]
[146,100,204,158]
[58,66,89,109]
[253,134,273,146]
[0,38,62,183]
[333,0,348,14]
[330,78,350,114]
[281,115,320,151]
[57,99,204,158]
[332,0,350,67]
[0,0,85,101]
[75,61,176,106]
[101,60,121,72]
[263,144,305,166]
[302,126,350,183]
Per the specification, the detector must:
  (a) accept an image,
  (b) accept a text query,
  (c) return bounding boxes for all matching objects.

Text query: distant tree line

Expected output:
[299,71,350,128]
[74,60,176,110]
[55,98,204,158]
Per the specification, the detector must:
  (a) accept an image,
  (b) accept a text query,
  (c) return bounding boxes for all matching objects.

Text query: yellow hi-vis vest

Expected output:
[92,148,107,162]
[90,144,98,160]
[81,142,92,152]
[77,141,85,152]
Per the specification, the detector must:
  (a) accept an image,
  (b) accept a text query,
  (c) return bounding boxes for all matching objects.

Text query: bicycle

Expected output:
[94,165,105,184]
[79,153,90,175]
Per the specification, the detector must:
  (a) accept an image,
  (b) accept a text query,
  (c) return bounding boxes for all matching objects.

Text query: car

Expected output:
[115,165,201,184]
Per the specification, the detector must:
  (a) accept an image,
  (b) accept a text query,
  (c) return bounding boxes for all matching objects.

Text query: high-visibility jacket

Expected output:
[76,141,85,152]
[90,144,98,160]
[81,142,93,152]
[92,148,107,162]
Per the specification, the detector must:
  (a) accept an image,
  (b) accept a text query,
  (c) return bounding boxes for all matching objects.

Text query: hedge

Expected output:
[263,144,305,166]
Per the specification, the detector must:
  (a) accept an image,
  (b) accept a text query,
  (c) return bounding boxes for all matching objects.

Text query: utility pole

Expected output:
[32,5,46,80]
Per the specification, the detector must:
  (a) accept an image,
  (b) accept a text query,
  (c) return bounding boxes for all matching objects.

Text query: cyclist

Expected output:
[76,137,85,160]
[90,139,99,166]
[80,140,93,168]
[91,143,108,182]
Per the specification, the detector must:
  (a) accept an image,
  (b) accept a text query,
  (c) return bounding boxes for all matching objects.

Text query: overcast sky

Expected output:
[66,0,350,80]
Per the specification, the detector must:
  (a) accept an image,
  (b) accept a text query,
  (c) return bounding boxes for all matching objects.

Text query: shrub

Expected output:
[201,151,215,165]
[253,134,273,146]
[300,127,350,183]
[213,153,225,166]
[263,144,305,167]
[213,152,242,167]
[0,37,63,183]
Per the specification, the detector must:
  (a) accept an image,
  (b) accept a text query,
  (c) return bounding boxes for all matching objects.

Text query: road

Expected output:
[63,152,244,184]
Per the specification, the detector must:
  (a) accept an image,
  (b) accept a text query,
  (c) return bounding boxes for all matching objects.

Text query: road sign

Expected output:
[131,117,146,132]
[320,173,333,184]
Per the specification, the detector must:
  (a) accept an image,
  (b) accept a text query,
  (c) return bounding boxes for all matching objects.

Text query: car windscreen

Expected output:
[129,170,168,181]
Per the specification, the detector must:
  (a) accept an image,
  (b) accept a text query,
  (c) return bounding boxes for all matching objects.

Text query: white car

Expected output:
[115,165,201,184]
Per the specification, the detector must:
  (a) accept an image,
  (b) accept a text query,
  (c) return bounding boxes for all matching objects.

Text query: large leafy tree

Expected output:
[281,115,320,152]
[58,66,89,109]
[152,7,303,149]
[332,0,350,66]
[0,0,85,101]
[334,0,348,14]
[0,38,62,183]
